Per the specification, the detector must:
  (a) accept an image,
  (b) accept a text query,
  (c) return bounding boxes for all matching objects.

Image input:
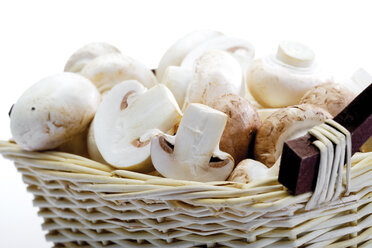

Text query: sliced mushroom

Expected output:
[208,94,261,164]
[64,42,120,73]
[81,53,158,93]
[300,83,356,116]
[151,103,234,182]
[247,41,332,108]
[156,30,222,81]
[94,80,182,171]
[10,72,100,151]
[183,50,243,109]
[254,104,332,167]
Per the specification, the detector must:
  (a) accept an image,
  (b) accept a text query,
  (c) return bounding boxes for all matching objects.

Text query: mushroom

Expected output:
[156,30,223,81]
[64,42,120,73]
[10,72,100,151]
[87,120,107,164]
[207,94,261,164]
[228,158,281,184]
[162,66,193,108]
[300,83,356,116]
[160,34,255,108]
[247,41,332,108]
[254,104,332,167]
[151,103,234,182]
[257,108,281,122]
[81,53,158,93]
[93,80,182,171]
[183,50,243,109]
[180,35,255,73]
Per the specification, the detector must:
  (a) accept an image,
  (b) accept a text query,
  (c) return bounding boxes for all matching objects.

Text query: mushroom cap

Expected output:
[81,53,158,93]
[10,72,100,151]
[208,94,261,164]
[300,82,357,116]
[181,35,255,71]
[247,50,332,108]
[64,42,120,73]
[184,50,243,108]
[227,159,268,184]
[162,66,193,108]
[156,30,222,81]
[254,104,332,167]
[94,80,182,171]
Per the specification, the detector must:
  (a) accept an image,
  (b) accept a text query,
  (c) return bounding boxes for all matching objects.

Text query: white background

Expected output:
[0,0,371,247]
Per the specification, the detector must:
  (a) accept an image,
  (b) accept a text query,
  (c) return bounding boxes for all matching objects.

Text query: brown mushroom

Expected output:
[208,94,261,164]
[300,83,356,117]
[254,104,332,167]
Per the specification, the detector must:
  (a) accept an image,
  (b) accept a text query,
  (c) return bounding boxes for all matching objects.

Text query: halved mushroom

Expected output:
[183,50,243,109]
[81,53,158,93]
[255,104,332,167]
[94,80,182,171]
[208,94,261,164]
[300,83,356,117]
[10,72,100,151]
[151,103,234,182]
[64,42,120,73]
[257,108,281,122]
[156,30,222,81]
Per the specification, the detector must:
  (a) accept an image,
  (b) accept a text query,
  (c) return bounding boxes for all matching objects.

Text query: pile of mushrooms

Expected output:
[9,31,370,184]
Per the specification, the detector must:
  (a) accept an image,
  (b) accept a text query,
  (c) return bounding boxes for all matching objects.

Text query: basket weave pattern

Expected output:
[1,141,372,247]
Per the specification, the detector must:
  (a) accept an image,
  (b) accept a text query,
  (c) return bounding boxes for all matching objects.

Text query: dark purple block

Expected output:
[279,83,372,195]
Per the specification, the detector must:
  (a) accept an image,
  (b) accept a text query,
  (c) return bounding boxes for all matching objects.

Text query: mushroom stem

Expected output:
[173,103,228,169]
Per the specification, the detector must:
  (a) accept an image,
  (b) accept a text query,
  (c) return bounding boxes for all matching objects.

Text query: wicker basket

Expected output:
[1,140,371,248]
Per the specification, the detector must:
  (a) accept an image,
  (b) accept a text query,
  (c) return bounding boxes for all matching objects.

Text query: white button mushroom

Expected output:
[247,41,332,108]
[64,42,121,73]
[254,104,332,167]
[151,103,234,182]
[183,50,244,109]
[300,82,356,117]
[207,94,261,164]
[10,72,100,151]
[81,53,158,93]
[160,33,255,108]
[87,120,107,164]
[93,80,182,171]
[156,30,223,81]
[228,158,281,184]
